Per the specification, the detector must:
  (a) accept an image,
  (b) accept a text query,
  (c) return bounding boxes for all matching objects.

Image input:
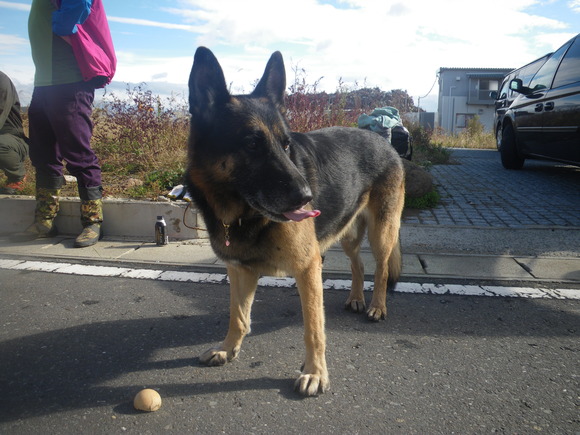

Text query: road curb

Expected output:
[0,195,208,240]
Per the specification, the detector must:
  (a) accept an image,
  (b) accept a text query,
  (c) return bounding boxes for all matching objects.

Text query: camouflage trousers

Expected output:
[35,188,60,225]
[10,187,60,241]
[75,199,103,248]
[33,187,60,237]
[80,199,103,226]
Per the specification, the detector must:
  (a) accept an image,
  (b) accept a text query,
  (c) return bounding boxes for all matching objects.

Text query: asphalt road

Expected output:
[1,269,578,434]
[1,149,578,433]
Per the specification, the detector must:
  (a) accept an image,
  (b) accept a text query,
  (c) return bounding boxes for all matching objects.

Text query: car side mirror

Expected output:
[509,78,530,95]
[489,91,498,100]
[510,79,522,91]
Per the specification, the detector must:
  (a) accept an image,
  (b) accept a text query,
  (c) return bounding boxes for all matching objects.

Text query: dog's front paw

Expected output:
[200,346,234,366]
[367,305,387,322]
[294,373,329,396]
[345,296,366,313]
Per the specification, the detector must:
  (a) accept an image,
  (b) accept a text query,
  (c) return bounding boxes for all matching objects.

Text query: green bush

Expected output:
[406,122,452,166]
[404,189,440,209]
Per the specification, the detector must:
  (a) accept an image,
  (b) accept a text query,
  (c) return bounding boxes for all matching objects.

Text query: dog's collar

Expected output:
[222,218,242,247]
[221,215,269,247]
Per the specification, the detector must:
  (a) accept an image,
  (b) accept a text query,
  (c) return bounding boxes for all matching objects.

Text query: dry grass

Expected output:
[3,81,473,199]
[405,122,452,167]
[431,116,496,150]
[90,85,189,198]
[10,85,190,199]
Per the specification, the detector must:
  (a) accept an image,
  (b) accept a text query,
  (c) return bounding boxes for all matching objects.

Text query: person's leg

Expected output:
[0,134,28,193]
[45,82,103,247]
[12,87,64,240]
[75,185,103,248]
[47,81,101,190]
[28,86,64,183]
[11,173,63,241]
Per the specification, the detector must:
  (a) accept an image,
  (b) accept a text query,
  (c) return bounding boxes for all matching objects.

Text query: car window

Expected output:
[498,78,510,99]
[552,37,580,88]
[529,42,572,91]
[519,55,550,86]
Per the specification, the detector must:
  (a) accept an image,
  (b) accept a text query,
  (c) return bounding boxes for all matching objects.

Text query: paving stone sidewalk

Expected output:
[404,149,580,227]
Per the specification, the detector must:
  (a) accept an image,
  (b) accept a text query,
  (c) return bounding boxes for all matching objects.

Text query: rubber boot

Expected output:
[75,185,103,248]
[11,187,60,242]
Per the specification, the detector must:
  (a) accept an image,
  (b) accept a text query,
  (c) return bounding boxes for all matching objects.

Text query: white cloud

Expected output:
[113,52,193,85]
[0,1,30,11]
[5,0,578,112]
[107,16,198,32]
[0,33,28,54]
[152,0,571,108]
[569,0,580,11]
[533,31,578,50]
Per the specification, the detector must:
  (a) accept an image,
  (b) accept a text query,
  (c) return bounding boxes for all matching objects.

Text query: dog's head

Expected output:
[187,47,319,223]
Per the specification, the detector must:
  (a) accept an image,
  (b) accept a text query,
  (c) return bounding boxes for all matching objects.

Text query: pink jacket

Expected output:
[53,0,116,88]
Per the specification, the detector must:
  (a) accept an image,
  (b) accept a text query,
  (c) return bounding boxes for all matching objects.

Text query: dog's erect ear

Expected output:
[188,47,230,117]
[252,51,286,107]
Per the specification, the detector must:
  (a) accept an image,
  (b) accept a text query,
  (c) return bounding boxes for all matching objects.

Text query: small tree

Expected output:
[466,115,485,137]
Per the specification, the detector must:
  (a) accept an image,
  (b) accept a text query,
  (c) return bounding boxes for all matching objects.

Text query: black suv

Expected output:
[497,33,580,169]
[491,53,550,149]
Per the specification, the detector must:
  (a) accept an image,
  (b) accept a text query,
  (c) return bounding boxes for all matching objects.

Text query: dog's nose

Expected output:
[290,184,312,208]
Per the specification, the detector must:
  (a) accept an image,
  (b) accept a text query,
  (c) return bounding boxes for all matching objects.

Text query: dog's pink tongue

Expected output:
[283,208,321,222]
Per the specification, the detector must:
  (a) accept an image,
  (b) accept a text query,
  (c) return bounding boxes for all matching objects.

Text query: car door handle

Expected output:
[544,102,554,111]
[535,103,543,112]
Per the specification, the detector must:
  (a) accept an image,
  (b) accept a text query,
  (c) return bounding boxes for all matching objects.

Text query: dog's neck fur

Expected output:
[190,185,271,248]
[213,211,273,257]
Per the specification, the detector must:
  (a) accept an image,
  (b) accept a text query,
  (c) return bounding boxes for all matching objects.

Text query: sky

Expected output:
[1,0,579,112]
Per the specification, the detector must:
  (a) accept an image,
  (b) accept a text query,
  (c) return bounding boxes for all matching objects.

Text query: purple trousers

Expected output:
[28,81,101,194]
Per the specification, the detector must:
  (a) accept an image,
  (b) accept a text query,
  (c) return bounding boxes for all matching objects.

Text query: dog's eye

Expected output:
[243,136,260,152]
[244,131,267,152]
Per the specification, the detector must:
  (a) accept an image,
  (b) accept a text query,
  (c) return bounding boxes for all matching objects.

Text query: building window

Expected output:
[479,79,499,99]
[468,78,500,104]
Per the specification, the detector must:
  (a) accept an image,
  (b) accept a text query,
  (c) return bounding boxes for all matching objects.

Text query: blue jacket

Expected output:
[52,0,92,36]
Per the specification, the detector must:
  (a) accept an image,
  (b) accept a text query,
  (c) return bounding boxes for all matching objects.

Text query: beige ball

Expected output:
[133,388,162,412]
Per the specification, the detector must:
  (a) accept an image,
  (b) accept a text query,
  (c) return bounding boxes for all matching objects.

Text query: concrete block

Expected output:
[322,250,424,276]
[0,196,209,240]
[516,257,580,281]
[419,254,533,280]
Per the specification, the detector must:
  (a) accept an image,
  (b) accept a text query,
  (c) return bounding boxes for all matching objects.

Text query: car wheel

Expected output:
[495,126,502,151]
[500,124,524,169]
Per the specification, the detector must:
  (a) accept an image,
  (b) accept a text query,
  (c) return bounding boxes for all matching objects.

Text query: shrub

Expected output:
[406,122,452,167]
[90,84,189,198]
[430,116,495,149]
[3,78,449,204]
[405,189,440,209]
[285,69,361,132]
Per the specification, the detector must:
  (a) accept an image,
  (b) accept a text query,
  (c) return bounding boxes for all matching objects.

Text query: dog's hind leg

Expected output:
[294,255,329,396]
[200,264,259,366]
[366,178,404,322]
[341,215,368,313]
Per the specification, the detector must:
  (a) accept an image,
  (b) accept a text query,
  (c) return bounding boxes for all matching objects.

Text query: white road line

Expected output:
[1,258,578,300]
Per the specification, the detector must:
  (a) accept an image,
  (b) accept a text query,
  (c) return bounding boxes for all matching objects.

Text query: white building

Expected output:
[437,67,513,134]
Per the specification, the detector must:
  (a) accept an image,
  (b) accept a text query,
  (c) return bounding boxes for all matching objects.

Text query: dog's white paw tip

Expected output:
[366,307,386,322]
[200,348,228,366]
[345,299,366,313]
[294,374,329,396]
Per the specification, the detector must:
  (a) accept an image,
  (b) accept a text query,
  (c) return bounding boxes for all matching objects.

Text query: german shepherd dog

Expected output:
[186,47,405,396]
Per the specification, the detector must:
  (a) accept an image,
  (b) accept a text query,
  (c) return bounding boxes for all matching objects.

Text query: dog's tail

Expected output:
[387,235,402,293]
